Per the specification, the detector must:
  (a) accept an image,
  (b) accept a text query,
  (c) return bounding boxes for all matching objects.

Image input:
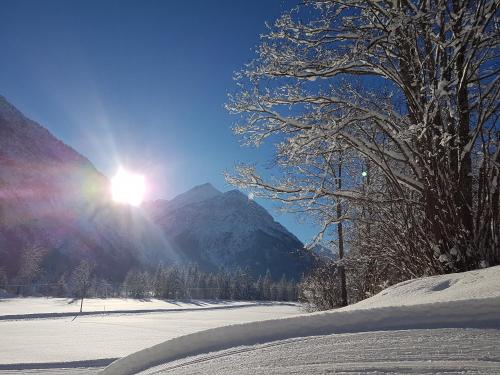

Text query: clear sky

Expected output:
[0,0,318,243]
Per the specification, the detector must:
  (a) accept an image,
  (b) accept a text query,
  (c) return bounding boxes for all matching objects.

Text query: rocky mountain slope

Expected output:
[146,184,311,279]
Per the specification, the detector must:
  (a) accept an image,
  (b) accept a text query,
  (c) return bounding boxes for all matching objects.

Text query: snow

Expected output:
[146,186,306,276]
[348,265,500,309]
[0,302,300,369]
[138,329,500,375]
[0,368,98,375]
[0,298,254,320]
[2,267,499,374]
[100,266,500,375]
[159,183,222,212]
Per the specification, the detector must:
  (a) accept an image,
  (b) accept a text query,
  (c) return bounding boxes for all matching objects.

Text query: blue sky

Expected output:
[0,0,319,243]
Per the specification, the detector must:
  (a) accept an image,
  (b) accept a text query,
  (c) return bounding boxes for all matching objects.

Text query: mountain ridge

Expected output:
[0,95,311,282]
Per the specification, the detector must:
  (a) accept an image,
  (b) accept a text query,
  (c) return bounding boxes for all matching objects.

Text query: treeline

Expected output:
[125,265,297,301]
[0,260,298,302]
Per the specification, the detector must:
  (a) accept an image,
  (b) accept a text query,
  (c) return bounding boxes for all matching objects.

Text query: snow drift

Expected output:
[100,265,500,375]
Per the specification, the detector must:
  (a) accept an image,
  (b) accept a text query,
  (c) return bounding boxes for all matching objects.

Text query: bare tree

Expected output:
[227,0,499,277]
[123,269,151,299]
[299,258,342,311]
[0,266,8,291]
[15,245,46,295]
[71,260,94,313]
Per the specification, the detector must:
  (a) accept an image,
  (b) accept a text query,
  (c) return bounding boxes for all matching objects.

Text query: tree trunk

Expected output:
[452,0,474,269]
[337,157,347,307]
[79,284,86,313]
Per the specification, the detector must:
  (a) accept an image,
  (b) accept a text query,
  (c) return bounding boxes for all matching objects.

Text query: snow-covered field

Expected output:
[2,267,499,375]
[101,266,500,375]
[0,298,255,319]
[0,299,301,373]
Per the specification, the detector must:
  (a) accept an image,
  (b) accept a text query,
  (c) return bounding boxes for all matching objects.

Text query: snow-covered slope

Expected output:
[100,266,500,375]
[146,186,312,279]
[311,244,338,260]
[350,265,500,309]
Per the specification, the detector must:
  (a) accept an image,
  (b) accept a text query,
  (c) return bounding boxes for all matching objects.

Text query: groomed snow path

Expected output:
[100,266,500,375]
[137,328,500,375]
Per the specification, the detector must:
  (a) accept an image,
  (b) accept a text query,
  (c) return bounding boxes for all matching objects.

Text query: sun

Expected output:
[111,168,146,206]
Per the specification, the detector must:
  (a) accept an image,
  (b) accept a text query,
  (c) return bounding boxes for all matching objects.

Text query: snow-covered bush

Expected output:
[299,258,342,311]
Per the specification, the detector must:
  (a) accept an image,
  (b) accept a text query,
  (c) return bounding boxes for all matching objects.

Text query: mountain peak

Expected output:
[186,182,221,197]
[194,182,218,191]
[166,182,222,211]
[149,183,310,279]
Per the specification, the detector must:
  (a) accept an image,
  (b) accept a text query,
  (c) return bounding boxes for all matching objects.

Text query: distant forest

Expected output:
[0,257,299,302]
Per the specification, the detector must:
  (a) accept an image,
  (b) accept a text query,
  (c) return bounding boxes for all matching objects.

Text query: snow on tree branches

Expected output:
[227,0,499,277]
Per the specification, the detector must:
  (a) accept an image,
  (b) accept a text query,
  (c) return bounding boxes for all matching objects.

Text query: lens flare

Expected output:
[111,167,145,206]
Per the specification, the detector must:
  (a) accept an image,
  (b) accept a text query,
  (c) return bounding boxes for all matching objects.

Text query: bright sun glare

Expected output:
[111,168,146,206]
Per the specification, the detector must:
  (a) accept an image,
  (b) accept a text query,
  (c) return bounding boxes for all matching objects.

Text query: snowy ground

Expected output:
[101,266,500,375]
[0,298,255,320]
[347,265,500,309]
[138,328,500,375]
[3,267,499,375]
[0,300,301,374]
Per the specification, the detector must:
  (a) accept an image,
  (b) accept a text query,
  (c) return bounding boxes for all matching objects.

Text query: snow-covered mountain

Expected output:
[0,96,177,280]
[146,184,312,279]
[165,183,222,211]
[0,96,310,281]
[311,244,338,260]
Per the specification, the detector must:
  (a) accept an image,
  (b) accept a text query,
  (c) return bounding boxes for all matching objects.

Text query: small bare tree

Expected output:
[0,266,8,291]
[299,258,342,311]
[72,260,94,313]
[15,245,46,295]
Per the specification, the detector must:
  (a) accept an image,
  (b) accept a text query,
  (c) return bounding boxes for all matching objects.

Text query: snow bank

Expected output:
[350,264,500,309]
[100,266,500,375]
